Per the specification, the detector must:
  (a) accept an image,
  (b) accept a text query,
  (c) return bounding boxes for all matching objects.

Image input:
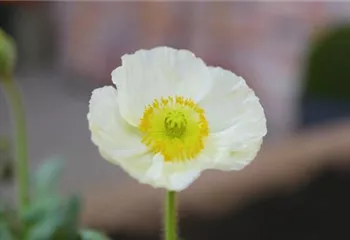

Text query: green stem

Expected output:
[165,190,177,240]
[1,75,29,212]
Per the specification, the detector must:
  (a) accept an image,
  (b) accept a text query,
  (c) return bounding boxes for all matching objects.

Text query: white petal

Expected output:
[213,139,264,171]
[194,131,237,169]
[120,153,201,191]
[194,128,264,172]
[200,67,265,133]
[207,115,265,171]
[112,46,212,126]
[87,86,147,164]
[199,67,267,170]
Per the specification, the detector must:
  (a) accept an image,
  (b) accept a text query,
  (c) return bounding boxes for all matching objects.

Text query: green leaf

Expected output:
[54,195,81,238]
[24,158,85,239]
[21,197,61,225]
[27,218,58,240]
[33,158,64,200]
[0,204,19,239]
[0,222,14,240]
[80,230,110,240]
[24,197,62,240]
[25,195,81,240]
[0,205,14,240]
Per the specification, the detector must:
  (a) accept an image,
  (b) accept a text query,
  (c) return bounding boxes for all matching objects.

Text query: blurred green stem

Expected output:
[1,75,29,212]
[165,191,177,240]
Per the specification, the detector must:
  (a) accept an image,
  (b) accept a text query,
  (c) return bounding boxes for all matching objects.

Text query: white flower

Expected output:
[88,47,267,191]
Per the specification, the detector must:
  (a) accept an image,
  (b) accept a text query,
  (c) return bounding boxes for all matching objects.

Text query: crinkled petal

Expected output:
[199,67,267,170]
[226,139,263,170]
[87,86,147,164]
[214,120,265,171]
[112,46,212,126]
[195,130,264,172]
[200,67,265,133]
[119,152,202,192]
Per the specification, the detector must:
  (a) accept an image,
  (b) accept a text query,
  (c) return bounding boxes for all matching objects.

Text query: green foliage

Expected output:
[0,27,108,240]
[80,230,110,240]
[304,25,350,99]
[1,158,110,240]
[32,158,63,200]
[0,206,13,240]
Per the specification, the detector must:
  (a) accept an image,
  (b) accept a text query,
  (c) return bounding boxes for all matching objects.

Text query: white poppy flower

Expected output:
[88,47,267,191]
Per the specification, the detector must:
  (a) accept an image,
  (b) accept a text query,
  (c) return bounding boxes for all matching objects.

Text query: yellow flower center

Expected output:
[139,96,209,162]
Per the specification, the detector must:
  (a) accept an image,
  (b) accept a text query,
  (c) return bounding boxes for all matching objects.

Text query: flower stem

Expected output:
[1,75,29,212]
[165,190,177,240]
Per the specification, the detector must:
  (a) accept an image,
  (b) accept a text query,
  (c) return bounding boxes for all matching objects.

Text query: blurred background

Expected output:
[1,2,350,240]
